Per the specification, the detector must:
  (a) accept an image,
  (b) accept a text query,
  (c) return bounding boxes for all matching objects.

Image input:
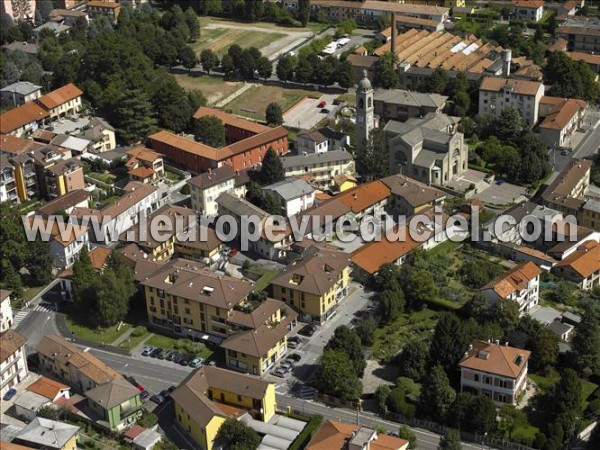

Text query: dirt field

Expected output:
[173,74,242,105]
[193,17,314,60]
[223,85,321,122]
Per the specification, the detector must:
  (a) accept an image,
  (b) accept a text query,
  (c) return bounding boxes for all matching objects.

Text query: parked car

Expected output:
[180,355,194,366]
[159,390,170,398]
[125,376,137,386]
[274,367,287,377]
[140,390,150,400]
[149,348,162,358]
[299,325,316,337]
[287,353,301,362]
[157,349,167,360]
[317,100,326,108]
[141,347,154,357]
[228,248,238,257]
[321,108,330,113]
[171,352,184,364]
[3,388,17,401]
[189,357,204,368]
[208,360,217,366]
[288,336,301,343]
[163,350,173,360]
[279,362,292,372]
[168,385,176,393]
[150,394,164,404]
[136,384,145,392]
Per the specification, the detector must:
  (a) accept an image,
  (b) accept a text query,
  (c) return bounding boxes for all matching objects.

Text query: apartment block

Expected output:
[478,77,545,126]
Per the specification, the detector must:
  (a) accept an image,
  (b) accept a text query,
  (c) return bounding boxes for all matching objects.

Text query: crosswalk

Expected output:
[12,309,30,329]
[12,303,56,329]
[299,385,316,400]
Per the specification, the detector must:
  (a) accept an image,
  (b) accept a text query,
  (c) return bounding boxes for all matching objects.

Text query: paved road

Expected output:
[277,395,495,450]
[573,121,600,160]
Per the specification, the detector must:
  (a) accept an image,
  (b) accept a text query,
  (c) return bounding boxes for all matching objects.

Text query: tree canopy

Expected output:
[215,418,261,450]
[196,115,226,147]
[315,350,363,400]
[260,148,285,185]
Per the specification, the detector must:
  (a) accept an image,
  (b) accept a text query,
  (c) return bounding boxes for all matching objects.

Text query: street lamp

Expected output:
[482,432,488,450]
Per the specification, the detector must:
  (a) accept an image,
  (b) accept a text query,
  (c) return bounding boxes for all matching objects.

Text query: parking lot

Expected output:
[283,93,340,130]
[265,282,375,396]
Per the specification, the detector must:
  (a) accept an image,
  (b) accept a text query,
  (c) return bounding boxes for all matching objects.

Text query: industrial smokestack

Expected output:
[502,49,512,77]
[391,13,397,67]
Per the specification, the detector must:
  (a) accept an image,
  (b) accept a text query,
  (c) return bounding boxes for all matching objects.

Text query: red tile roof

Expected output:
[193,107,269,134]
[482,261,542,298]
[460,340,531,379]
[0,103,50,134]
[555,240,600,278]
[37,83,83,111]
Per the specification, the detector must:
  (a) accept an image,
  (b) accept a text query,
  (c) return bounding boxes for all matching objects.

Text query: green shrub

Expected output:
[131,326,147,337]
[288,415,323,450]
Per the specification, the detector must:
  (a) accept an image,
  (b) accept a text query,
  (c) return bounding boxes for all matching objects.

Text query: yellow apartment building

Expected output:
[171,366,276,450]
[270,246,351,323]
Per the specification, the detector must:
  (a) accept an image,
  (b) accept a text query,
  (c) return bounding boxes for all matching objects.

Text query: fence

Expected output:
[387,412,537,450]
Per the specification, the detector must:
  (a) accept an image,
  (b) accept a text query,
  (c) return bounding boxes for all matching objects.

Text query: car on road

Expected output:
[140,390,150,400]
[141,347,155,357]
[3,388,17,401]
[150,394,164,404]
[149,348,162,358]
[317,100,326,108]
[496,179,505,185]
[299,325,316,337]
[561,150,569,155]
[189,357,203,368]
[287,353,301,362]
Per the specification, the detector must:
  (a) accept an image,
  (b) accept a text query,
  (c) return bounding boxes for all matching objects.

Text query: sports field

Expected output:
[193,17,313,59]
[224,84,320,122]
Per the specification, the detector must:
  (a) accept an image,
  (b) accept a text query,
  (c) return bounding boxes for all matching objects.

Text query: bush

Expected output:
[131,326,147,337]
[288,415,323,450]
[387,387,416,418]
[180,184,191,195]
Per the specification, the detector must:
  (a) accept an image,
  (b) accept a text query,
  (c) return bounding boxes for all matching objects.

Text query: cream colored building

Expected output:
[281,150,355,190]
[0,289,13,332]
[1,330,28,398]
[478,77,545,126]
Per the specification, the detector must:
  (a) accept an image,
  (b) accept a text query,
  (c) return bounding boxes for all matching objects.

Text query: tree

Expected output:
[200,49,219,74]
[517,133,550,184]
[423,67,449,94]
[295,56,313,84]
[179,46,197,71]
[114,89,158,143]
[221,54,235,78]
[398,426,417,449]
[196,115,226,147]
[297,0,310,27]
[571,305,600,377]
[495,106,523,144]
[260,148,285,185]
[25,238,53,286]
[36,0,54,21]
[315,350,363,400]
[373,263,401,292]
[428,313,467,374]
[498,405,527,439]
[354,315,377,347]
[375,385,391,413]
[216,418,261,450]
[188,90,207,111]
[402,269,437,310]
[244,0,264,22]
[337,59,356,90]
[72,247,98,314]
[185,7,200,42]
[199,0,222,16]
[151,75,195,133]
[276,55,296,83]
[256,56,272,80]
[374,52,399,89]
[396,340,428,381]
[466,395,497,434]
[419,365,456,422]
[377,289,405,323]
[544,51,599,102]
[265,102,283,126]
[324,325,366,377]
[438,429,462,450]
[356,128,388,181]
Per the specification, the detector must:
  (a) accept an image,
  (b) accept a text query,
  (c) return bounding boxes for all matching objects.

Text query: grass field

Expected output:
[192,26,286,57]
[198,16,328,34]
[371,309,439,363]
[173,74,242,105]
[146,334,214,360]
[66,317,132,345]
[224,85,320,121]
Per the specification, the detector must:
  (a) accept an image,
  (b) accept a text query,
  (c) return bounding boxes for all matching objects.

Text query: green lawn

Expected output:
[582,380,599,410]
[22,286,44,304]
[192,26,285,57]
[253,269,280,292]
[88,172,116,184]
[371,309,439,363]
[225,84,320,121]
[165,169,183,182]
[145,334,214,360]
[119,329,152,351]
[174,74,242,105]
[529,371,560,393]
[65,317,132,345]
[429,240,461,257]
